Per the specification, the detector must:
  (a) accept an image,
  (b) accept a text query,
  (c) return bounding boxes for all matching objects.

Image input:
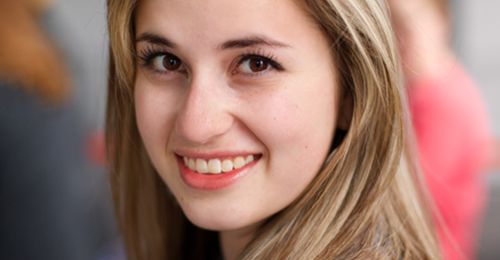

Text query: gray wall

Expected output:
[453,1,500,135]
[51,0,108,129]
[452,2,500,259]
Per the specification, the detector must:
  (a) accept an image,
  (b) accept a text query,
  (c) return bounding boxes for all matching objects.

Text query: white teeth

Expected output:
[222,159,234,172]
[182,154,257,174]
[195,159,208,174]
[188,158,196,171]
[233,156,246,169]
[245,155,254,163]
[207,159,222,174]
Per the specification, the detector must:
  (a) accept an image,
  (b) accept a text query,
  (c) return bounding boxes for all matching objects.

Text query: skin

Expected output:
[134,0,344,258]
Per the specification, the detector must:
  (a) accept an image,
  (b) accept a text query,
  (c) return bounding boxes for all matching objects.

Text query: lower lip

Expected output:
[176,156,259,190]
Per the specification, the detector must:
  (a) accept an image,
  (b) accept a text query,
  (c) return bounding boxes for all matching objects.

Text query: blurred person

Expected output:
[0,0,115,259]
[0,0,70,102]
[388,0,494,259]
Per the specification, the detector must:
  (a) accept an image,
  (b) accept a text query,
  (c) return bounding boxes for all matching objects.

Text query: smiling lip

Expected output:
[175,154,260,190]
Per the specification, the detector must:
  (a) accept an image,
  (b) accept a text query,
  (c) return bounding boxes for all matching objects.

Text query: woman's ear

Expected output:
[337,88,353,131]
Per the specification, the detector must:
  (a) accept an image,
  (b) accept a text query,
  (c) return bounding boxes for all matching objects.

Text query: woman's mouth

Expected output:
[181,155,256,175]
[175,153,261,190]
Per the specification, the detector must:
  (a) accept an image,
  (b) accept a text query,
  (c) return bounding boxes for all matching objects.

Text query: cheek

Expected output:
[134,79,179,162]
[250,81,338,152]
[243,75,338,183]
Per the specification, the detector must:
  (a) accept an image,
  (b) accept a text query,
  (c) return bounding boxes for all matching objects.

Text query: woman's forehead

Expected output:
[134,0,319,49]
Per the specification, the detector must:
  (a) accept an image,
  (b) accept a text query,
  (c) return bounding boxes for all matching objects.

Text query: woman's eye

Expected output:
[238,56,273,74]
[152,54,182,71]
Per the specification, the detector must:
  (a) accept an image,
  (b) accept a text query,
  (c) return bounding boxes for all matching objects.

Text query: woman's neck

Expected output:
[219,223,260,260]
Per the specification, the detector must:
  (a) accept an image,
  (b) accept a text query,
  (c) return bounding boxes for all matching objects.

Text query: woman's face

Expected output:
[135,0,340,232]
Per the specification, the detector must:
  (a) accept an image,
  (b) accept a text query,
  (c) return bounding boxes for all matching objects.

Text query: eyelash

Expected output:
[235,50,284,75]
[137,47,183,73]
[136,47,284,76]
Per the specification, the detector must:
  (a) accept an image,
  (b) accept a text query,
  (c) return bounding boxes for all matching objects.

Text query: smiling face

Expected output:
[134,0,340,233]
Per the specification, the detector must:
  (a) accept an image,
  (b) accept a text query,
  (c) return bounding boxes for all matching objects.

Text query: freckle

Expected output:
[305,145,308,149]
[273,117,277,121]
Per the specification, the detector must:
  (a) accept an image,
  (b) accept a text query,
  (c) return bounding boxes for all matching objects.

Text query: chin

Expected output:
[181,206,259,232]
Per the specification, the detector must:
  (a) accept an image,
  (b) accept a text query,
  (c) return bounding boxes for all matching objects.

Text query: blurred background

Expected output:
[452,2,500,259]
[0,0,498,259]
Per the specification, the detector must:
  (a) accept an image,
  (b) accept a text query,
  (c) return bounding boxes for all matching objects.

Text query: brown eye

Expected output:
[152,54,182,71]
[163,55,182,70]
[239,56,272,74]
[248,58,269,72]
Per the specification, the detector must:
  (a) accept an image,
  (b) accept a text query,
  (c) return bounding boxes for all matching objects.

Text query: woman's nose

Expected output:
[174,77,234,145]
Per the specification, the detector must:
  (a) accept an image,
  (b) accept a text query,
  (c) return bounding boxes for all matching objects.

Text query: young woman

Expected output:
[106,0,440,259]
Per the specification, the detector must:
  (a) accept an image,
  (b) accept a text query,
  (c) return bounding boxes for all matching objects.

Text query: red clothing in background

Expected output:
[409,63,493,260]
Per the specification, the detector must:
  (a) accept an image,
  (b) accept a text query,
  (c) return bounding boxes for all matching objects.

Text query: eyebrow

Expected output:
[136,32,177,48]
[219,36,291,49]
[135,32,291,50]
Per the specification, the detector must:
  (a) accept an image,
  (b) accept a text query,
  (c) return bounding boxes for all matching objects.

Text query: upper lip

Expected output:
[174,149,261,160]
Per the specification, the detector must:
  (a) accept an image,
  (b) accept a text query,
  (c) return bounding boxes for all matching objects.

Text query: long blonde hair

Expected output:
[106,0,440,259]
